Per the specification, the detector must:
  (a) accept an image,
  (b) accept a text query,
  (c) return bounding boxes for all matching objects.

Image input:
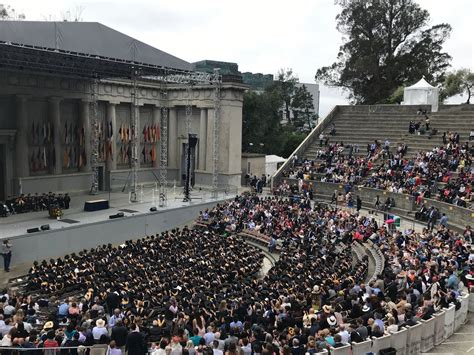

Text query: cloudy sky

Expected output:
[10,0,474,116]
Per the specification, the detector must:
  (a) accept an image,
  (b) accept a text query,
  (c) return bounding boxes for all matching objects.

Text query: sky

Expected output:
[8,0,474,116]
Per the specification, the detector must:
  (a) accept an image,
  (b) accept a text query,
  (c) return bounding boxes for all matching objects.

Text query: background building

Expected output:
[0,21,246,199]
[193,60,320,120]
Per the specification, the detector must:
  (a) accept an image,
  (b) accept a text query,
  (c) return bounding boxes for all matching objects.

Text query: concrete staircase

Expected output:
[302,109,473,160]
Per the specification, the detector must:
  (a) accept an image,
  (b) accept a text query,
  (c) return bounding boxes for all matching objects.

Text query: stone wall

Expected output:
[284,178,473,230]
[8,199,225,265]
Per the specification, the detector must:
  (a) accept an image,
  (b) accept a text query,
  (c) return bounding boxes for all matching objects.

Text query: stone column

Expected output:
[106,102,117,171]
[152,105,161,168]
[49,97,62,175]
[205,108,214,173]
[168,107,178,169]
[80,100,92,172]
[15,95,29,178]
[199,108,207,171]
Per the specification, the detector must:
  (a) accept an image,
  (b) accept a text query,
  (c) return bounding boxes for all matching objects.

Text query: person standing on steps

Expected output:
[373,195,381,215]
[356,196,362,212]
[1,239,12,272]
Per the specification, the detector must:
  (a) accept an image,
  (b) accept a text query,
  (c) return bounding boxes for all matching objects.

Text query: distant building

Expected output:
[192,60,239,76]
[241,72,274,92]
[193,59,320,125]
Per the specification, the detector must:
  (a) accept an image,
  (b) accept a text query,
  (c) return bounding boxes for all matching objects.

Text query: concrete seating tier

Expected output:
[303,109,473,160]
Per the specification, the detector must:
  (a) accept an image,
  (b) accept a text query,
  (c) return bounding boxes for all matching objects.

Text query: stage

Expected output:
[0,187,237,265]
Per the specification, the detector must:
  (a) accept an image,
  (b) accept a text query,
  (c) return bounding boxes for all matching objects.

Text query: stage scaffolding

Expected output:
[0,41,223,205]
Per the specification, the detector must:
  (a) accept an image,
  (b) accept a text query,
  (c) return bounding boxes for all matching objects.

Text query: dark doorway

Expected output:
[98,166,105,191]
[0,144,5,201]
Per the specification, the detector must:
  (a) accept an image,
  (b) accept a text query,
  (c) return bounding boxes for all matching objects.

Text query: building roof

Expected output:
[0,21,191,72]
[265,155,286,164]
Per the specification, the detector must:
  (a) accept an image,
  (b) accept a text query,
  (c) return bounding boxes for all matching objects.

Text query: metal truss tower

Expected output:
[129,67,140,202]
[183,84,193,201]
[89,76,100,195]
[211,69,221,199]
[159,83,168,207]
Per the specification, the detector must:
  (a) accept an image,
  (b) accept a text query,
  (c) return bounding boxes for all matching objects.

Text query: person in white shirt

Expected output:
[338,324,350,344]
[240,338,252,355]
[212,340,223,355]
[92,319,108,341]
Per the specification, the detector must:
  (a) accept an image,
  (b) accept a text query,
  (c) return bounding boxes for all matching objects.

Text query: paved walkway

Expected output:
[424,312,474,354]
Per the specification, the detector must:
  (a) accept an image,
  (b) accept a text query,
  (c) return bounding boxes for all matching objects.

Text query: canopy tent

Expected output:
[265,155,286,177]
[403,77,439,112]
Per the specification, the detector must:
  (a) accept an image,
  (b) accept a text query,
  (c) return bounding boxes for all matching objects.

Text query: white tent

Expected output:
[265,155,286,177]
[403,77,439,112]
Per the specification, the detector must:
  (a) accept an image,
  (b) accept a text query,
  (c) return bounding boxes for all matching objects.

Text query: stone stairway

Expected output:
[302,109,473,160]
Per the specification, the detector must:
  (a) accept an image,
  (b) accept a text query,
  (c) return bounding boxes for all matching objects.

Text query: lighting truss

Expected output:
[159,84,168,207]
[89,76,99,195]
[129,67,140,202]
[183,84,193,202]
[211,69,221,198]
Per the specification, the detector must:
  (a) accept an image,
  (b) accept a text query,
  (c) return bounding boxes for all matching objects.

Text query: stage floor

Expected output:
[0,187,238,239]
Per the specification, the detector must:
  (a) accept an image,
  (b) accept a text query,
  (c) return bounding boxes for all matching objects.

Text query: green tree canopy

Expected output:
[441,69,474,104]
[291,84,318,130]
[316,0,452,104]
[273,68,299,124]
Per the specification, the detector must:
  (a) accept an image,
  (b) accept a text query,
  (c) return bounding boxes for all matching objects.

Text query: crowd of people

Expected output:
[285,127,472,210]
[364,139,472,209]
[283,142,378,185]
[0,192,71,217]
[0,193,472,354]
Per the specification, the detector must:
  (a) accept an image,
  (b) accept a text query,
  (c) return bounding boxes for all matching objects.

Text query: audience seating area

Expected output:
[307,106,473,159]
[274,104,473,232]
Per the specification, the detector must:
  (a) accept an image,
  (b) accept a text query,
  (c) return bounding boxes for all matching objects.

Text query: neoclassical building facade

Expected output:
[0,70,246,199]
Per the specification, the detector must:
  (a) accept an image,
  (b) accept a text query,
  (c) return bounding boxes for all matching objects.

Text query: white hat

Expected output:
[328,315,337,326]
[362,305,370,312]
[96,319,106,328]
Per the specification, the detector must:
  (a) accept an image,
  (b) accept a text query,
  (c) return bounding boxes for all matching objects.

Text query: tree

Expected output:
[441,69,474,104]
[316,0,452,104]
[272,68,299,124]
[291,84,318,131]
[242,69,310,158]
[0,4,25,20]
[242,89,284,155]
[386,85,405,104]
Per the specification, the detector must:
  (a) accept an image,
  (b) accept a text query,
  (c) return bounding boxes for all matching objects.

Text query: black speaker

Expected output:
[27,227,40,233]
[150,207,157,212]
[109,212,125,219]
[40,224,50,231]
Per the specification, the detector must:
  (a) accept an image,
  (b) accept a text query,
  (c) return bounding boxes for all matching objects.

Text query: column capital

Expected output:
[49,96,63,104]
[15,94,31,102]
